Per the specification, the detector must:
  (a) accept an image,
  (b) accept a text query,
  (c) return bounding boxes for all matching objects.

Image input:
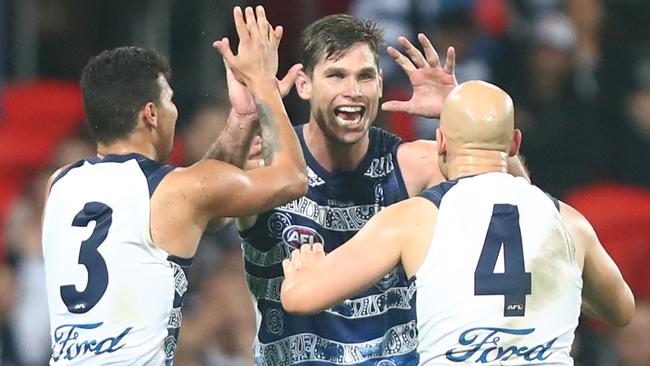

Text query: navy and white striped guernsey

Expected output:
[240,125,419,366]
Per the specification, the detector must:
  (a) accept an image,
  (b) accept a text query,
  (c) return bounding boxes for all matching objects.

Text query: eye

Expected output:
[328,72,344,80]
[359,73,374,81]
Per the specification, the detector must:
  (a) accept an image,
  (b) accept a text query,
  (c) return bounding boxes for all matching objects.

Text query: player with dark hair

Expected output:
[232,14,528,366]
[42,6,306,365]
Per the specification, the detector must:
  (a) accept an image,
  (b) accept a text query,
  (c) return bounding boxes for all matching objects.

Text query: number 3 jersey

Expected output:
[42,153,189,366]
[416,172,582,365]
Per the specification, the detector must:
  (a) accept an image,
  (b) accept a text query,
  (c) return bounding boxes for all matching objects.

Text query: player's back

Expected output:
[416,172,582,365]
[42,153,189,366]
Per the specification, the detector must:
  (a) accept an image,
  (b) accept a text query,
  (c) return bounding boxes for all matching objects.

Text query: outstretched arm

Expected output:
[281,198,437,314]
[153,6,307,259]
[204,60,303,167]
[560,202,634,327]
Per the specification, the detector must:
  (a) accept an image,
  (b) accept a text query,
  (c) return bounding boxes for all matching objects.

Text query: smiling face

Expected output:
[304,43,383,145]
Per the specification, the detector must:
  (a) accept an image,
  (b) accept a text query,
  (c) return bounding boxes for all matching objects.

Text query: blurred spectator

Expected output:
[614,55,650,187]
[4,134,94,366]
[181,101,230,164]
[565,182,650,365]
[507,13,607,197]
[0,262,17,365]
[177,248,256,366]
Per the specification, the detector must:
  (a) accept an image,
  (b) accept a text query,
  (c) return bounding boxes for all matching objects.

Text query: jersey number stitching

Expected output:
[60,202,113,314]
[474,204,531,317]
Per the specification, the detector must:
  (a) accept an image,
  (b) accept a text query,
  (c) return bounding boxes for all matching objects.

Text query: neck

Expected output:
[97,134,159,161]
[303,120,370,172]
[445,148,509,180]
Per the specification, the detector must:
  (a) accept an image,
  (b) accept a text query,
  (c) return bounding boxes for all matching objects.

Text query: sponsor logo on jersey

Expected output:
[51,322,132,362]
[282,225,324,248]
[445,327,557,363]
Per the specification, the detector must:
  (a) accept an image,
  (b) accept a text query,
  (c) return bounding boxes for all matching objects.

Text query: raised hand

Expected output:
[225,60,303,119]
[382,33,458,118]
[213,6,280,91]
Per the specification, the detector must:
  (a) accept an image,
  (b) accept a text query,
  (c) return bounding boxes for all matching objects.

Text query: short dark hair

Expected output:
[80,46,171,144]
[300,14,384,75]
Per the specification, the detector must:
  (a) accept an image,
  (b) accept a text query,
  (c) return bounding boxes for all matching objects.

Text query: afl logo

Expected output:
[282,225,324,248]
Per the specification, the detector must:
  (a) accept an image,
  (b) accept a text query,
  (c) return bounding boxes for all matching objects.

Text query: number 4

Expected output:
[474,204,531,317]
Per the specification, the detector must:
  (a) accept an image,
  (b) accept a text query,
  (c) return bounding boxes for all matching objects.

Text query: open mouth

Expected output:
[334,105,366,127]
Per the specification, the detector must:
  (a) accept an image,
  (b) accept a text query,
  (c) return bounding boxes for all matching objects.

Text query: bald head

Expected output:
[440,80,515,153]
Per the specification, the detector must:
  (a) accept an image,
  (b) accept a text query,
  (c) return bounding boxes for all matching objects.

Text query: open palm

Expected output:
[382,34,458,118]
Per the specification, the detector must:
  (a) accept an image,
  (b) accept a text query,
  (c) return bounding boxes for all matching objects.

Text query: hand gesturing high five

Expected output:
[381,33,458,118]
[213,6,281,92]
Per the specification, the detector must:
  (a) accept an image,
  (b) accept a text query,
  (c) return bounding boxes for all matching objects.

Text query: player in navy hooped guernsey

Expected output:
[231,15,529,366]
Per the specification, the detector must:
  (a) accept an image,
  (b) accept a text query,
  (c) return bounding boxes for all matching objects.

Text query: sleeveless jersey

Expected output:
[416,172,582,365]
[42,153,191,365]
[240,126,419,366]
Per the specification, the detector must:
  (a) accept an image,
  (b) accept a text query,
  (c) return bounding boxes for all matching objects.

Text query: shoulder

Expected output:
[161,159,240,192]
[559,201,594,237]
[397,139,438,160]
[377,196,438,233]
[45,163,74,199]
[396,139,444,196]
[559,201,599,259]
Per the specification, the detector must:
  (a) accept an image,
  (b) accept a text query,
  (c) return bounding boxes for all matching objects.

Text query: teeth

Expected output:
[337,106,363,113]
[335,114,362,126]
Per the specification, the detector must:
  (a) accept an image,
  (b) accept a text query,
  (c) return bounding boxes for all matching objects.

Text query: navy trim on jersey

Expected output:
[296,125,393,177]
[419,180,459,207]
[545,193,560,211]
[391,142,409,198]
[167,254,194,267]
[134,158,175,197]
[52,153,175,197]
[51,159,86,187]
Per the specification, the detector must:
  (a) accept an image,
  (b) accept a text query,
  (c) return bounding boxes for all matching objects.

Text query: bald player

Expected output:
[280,81,635,365]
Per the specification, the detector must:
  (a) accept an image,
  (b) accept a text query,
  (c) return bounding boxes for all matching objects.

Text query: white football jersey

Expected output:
[42,153,190,365]
[415,172,582,365]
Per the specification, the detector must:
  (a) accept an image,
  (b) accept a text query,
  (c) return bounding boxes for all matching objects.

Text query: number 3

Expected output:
[60,202,113,314]
[474,204,531,317]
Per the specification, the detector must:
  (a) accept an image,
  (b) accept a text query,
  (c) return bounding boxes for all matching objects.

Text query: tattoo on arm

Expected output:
[257,101,281,166]
[201,114,257,168]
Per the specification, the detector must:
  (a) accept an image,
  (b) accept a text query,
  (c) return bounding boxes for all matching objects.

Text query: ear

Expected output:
[509,129,522,157]
[436,128,446,156]
[143,102,158,128]
[378,68,384,99]
[295,70,312,101]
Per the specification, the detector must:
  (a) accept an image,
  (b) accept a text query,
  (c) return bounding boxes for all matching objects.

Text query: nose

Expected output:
[343,78,362,98]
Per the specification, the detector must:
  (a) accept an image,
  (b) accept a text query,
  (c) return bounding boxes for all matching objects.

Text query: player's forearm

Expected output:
[253,81,306,171]
[202,110,257,168]
[281,271,334,315]
[582,269,635,327]
[250,80,307,194]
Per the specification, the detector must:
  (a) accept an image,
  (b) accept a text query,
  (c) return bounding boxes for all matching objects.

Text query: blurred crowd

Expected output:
[0,0,649,365]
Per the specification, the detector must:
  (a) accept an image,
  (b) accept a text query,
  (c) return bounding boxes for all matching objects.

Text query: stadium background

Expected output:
[0,0,649,365]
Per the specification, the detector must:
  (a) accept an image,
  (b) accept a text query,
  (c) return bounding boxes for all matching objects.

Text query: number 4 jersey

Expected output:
[42,153,189,365]
[416,172,582,365]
